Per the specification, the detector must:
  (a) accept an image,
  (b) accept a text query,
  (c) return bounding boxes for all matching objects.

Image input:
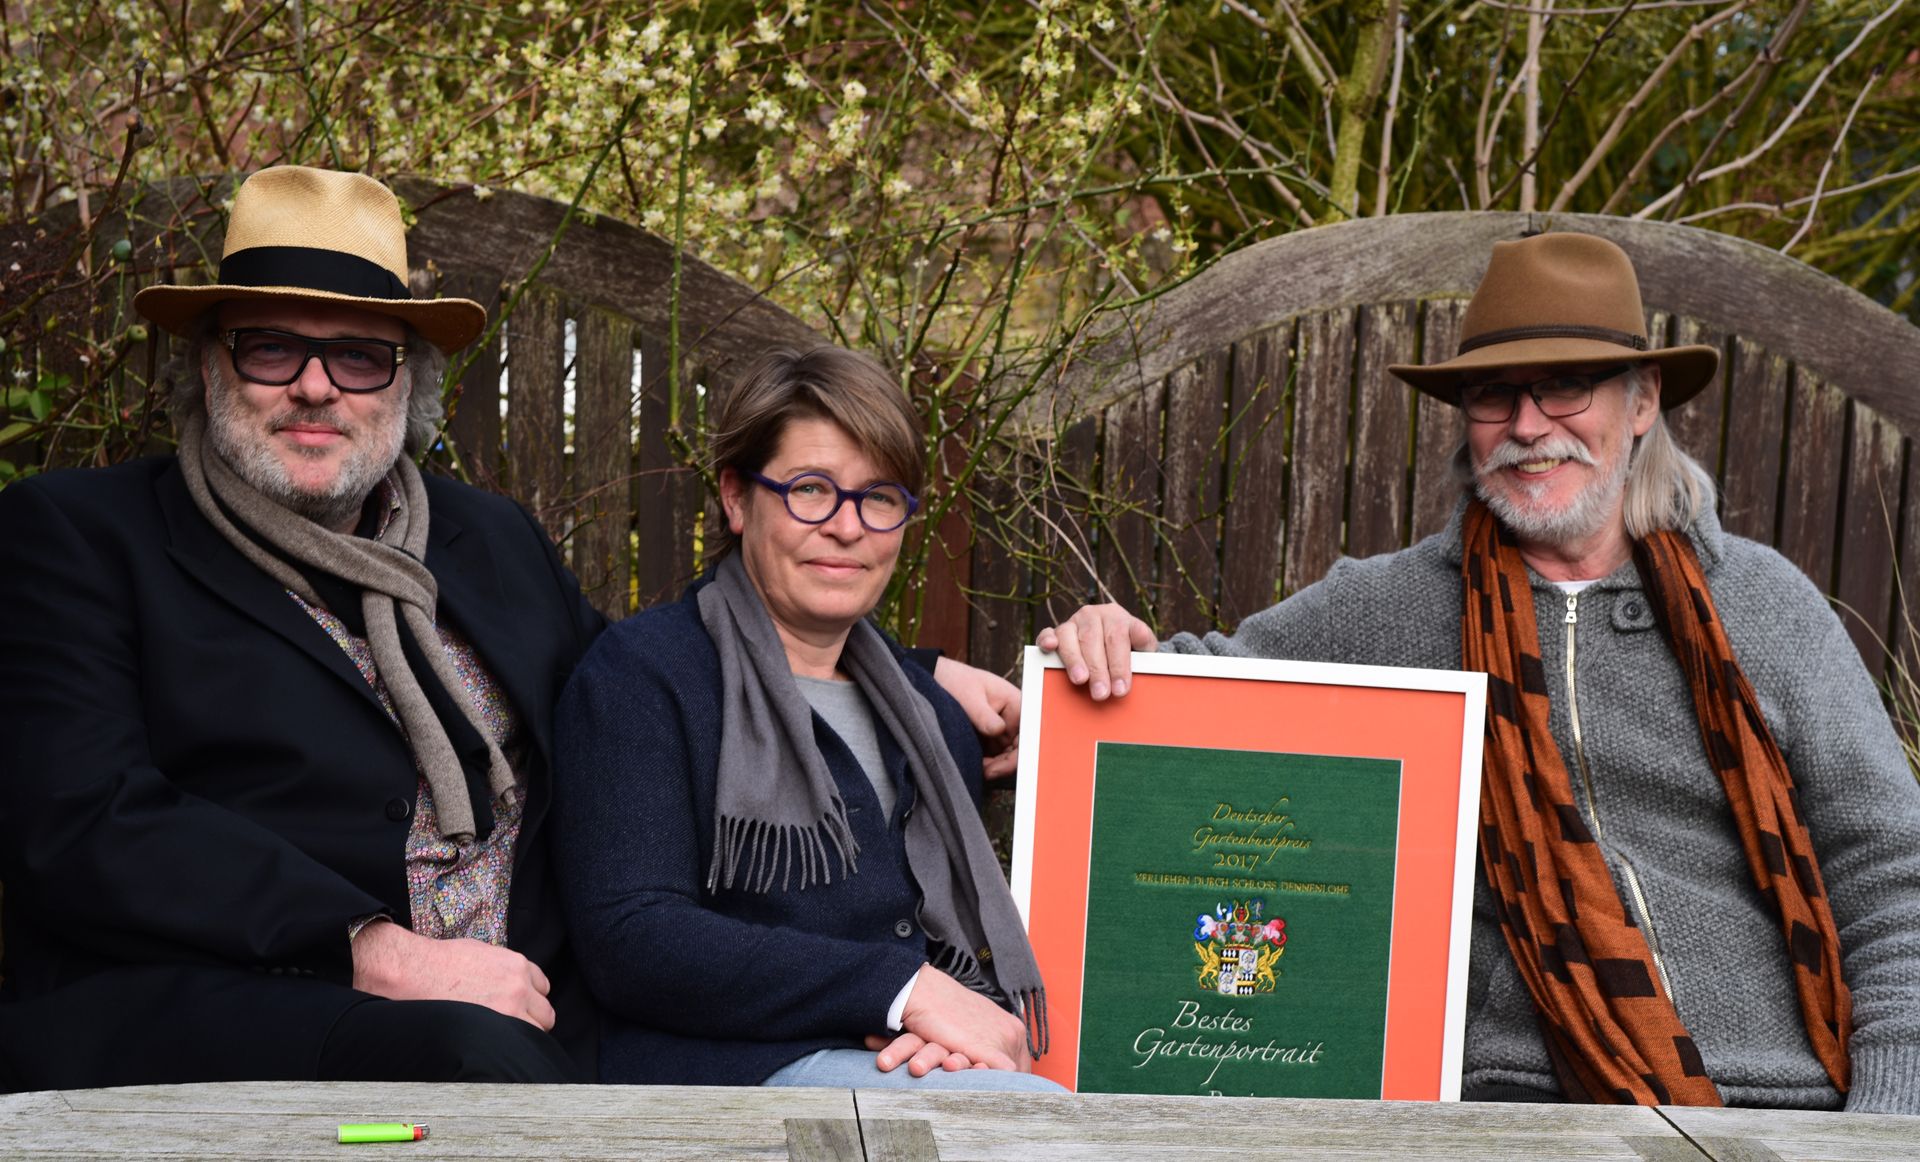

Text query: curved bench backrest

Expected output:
[970,213,1920,683]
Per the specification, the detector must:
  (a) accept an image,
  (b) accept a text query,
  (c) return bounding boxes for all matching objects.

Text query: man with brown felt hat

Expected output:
[0,166,609,1088]
[1030,231,1920,1111]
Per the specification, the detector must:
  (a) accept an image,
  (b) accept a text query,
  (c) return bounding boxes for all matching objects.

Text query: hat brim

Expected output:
[1388,338,1720,411]
[134,283,488,354]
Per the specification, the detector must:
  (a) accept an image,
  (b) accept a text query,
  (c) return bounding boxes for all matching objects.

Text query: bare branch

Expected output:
[1781,65,1882,256]
[1493,0,1640,210]
[1549,0,1752,212]
[1672,163,1920,223]
[1373,16,1407,217]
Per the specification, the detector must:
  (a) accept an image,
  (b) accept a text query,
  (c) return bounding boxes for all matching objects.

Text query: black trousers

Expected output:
[319,997,577,1083]
[0,965,575,1091]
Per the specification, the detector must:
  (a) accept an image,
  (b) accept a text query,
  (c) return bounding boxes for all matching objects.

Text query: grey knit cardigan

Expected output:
[1165,501,1920,1113]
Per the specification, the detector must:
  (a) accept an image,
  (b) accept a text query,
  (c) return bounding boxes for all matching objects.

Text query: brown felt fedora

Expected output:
[134,166,486,353]
[1388,232,1718,410]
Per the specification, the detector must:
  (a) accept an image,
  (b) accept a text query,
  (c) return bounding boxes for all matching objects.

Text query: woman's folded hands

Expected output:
[862,963,1033,1076]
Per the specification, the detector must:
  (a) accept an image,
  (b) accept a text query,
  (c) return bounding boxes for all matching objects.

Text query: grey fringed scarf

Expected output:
[177,411,514,841]
[698,552,1047,1054]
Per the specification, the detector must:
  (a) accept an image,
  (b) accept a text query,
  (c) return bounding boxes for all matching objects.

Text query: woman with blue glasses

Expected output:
[552,345,1058,1091]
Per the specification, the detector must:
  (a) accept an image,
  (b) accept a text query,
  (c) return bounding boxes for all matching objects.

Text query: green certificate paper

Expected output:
[1076,742,1404,1098]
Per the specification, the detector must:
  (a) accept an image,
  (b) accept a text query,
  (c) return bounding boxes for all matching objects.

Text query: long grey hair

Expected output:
[1450,362,1716,538]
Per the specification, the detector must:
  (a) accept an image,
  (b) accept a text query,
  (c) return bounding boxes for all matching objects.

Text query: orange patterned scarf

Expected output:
[1460,499,1851,1104]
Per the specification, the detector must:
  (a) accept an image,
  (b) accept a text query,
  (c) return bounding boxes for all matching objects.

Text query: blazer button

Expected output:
[894,920,914,938]
[385,798,413,822]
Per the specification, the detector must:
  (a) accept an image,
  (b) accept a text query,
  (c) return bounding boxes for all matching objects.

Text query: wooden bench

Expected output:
[1,1081,1910,1160]
[961,211,1920,687]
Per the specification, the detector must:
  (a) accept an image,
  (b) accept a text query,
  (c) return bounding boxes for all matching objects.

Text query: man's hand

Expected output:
[350,917,554,1030]
[933,657,1022,779]
[863,964,1032,1076]
[1036,604,1158,701]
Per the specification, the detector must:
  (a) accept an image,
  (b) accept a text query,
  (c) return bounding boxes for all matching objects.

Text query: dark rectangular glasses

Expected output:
[1457,364,1630,424]
[222,328,407,393]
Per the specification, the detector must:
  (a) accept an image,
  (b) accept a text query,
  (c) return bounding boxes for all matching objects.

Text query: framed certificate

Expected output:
[1010,648,1486,1100]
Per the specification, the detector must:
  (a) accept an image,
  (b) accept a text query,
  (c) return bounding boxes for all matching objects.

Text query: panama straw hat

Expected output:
[134,166,486,353]
[1388,232,1718,410]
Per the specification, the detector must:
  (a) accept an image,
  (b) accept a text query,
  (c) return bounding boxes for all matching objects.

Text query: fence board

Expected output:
[1284,308,1356,596]
[571,309,635,620]
[1778,368,1847,590]
[1835,402,1902,678]
[912,420,977,662]
[632,331,693,607]
[504,286,569,541]
[1719,338,1790,545]
[1099,377,1166,625]
[1220,325,1292,629]
[969,472,1030,679]
[1160,352,1228,632]
[1411,299,1469,543]
[1350,301,1418,558]
[440,268,504,486]
[1036,416,1099,628]
[1667,317,1727,474]
[1894,438,1920,683]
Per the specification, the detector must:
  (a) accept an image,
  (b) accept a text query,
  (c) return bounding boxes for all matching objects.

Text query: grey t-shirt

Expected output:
[793,673,896,820]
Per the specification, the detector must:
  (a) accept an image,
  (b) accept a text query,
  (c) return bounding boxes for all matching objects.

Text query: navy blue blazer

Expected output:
[552,585,984,1085]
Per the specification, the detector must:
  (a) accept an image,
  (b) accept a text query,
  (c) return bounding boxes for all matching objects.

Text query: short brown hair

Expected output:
[707,345,926,560]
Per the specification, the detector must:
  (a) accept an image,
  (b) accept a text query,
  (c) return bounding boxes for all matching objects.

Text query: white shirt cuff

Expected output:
[886,967,923,1031]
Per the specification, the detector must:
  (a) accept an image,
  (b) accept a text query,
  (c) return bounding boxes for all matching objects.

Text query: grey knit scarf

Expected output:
[698,552,1047,1053]
[176,410,514,841]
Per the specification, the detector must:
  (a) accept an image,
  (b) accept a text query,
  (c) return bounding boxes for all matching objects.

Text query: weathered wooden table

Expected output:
[0,1083,1911,1161]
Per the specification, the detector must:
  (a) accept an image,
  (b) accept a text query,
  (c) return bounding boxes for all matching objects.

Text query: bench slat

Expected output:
[504,286,569,543]
[1410,299,1469,544]
[1350,300,1419,559]
[1778,369,1847,591]
[1719,338,1791,547]
[1220,326,1292,629]
[1668,317,1728,474]
[1161,351,1228,630]
[1099,376,1165,628]
[1285,308,1356,596]
[1836,402,1903,677]
[571,309,635,620]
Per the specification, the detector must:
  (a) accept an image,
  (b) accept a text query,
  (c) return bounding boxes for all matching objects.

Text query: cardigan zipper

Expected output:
[1564,592,1676,998]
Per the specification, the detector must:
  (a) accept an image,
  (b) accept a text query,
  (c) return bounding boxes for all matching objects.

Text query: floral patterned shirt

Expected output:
[294,483,523,945]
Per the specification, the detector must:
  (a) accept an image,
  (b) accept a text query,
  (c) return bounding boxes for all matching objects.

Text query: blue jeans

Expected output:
[761,1048,1070,1092]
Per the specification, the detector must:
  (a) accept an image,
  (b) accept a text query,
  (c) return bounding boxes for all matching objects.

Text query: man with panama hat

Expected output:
[0,165,607,1087]
[1030,232,1920,1111]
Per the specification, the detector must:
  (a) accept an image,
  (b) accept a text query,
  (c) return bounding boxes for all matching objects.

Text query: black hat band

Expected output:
[218,246,411,301]
[1457,323,1649,356]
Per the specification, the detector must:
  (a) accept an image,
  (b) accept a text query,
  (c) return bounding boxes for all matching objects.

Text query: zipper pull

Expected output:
[1565,594,1579,624]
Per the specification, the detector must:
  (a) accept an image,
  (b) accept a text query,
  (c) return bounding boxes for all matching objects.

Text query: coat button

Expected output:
[385,798,412,822]
[1625,602,1643,618]
[894,920,914,938]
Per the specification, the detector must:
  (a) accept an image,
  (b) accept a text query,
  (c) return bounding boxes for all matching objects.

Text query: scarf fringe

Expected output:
[1019,987,1049,1060]
[707,810,860,894]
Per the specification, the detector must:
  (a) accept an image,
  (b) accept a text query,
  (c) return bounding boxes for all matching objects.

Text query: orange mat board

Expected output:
[1010,648,1487,1100]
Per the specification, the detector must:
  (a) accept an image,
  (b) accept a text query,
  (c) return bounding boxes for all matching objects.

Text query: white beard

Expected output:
[203,351,406,530]
[1473,429,1632,547]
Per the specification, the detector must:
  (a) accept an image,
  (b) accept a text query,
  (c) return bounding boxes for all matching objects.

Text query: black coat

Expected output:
[0,456,606,1089]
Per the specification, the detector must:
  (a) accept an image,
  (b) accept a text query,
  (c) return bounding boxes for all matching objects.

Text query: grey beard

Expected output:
[1473,432,1631,548]
[202,352,406,531]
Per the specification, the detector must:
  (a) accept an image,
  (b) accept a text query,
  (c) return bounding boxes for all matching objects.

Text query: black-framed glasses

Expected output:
[1457,364,1630,424]
[222,328,408,393]
[745,470,920,532]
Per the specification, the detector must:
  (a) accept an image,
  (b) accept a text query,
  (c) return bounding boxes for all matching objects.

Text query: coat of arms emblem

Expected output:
[1193,899,1285,995]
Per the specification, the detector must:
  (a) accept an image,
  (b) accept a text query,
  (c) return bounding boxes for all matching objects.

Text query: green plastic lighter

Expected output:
[338,1123,429,1143]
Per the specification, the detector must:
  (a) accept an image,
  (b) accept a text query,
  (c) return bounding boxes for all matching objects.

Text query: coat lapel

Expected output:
[426,507,552,767]
[156,462,392,719]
